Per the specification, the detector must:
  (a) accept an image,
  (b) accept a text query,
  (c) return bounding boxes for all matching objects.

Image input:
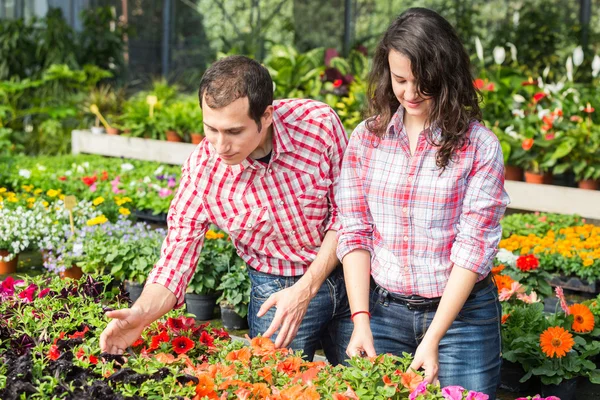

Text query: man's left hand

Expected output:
[257,281,314,348]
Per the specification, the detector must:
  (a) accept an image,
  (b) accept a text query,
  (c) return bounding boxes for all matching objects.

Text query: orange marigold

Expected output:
[540,326,575,358]
[569,304,595,333]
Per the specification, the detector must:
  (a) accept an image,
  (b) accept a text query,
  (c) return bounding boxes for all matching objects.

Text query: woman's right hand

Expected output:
[346,316,376,358]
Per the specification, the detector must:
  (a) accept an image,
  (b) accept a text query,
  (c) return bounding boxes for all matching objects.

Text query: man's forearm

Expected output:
[297,230,340,297]
[131,283,178,326]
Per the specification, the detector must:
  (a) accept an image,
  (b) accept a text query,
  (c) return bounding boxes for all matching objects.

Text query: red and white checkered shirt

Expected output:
[337,106,510,298]
[148,99,348,306]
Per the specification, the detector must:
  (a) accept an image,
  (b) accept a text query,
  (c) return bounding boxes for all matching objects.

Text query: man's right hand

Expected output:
[100,307,147,354]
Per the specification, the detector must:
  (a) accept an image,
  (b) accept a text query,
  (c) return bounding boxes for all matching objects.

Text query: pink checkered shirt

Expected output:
[337,106,510,298]
[148,99,348,306]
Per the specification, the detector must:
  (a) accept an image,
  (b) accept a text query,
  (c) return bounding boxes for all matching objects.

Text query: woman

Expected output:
[336,7,509,397]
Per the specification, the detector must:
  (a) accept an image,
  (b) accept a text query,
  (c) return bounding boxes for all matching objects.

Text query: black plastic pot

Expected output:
[220,305,248,330]
[540,377,578,400]
[499,360,532,392]
[185,293,218,321]
[133,209,168,224]
[123,281,144,303]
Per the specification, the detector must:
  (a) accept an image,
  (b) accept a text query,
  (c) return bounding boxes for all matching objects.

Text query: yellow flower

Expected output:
[115,196,132,206]
[34,189,43,195]
[92,197,105,206]
[583,259,593,267]
[0,187,6,193]
[118,207,131,216]
[22,185,34,192]
[205,230,221,240]
[42,201,49,207]
[47,189,59,198]
[59,194,65,200]
[7,197,17,203]
[86,215,108,226]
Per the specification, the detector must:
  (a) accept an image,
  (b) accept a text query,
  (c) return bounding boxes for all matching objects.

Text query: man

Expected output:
[100,55,351,364]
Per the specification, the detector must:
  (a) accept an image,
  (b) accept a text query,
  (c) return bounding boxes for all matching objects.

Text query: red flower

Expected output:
[101,171,109,181]
[473,78,485,90]
[522,138,534,151]
[82,175,97,186]
[48,345,60,360]
[521,77,536,86]
[583,103,595,113]
[533,92,546,103]
[149,331,170,351]
[172,336,195,355]
[199,331,215,348]
[211,328,230,340]
[89,354,98,364]
[58,176,67,181]
[545,133,555,140]
[69,326,90,339]
[37,288,51,298]
[167,317,185,332]
[76,347,85,360]
[132,338,144,347]
[18,284,37,303]
[516,254,540,272]
[333,79,343,88]
[485,82,495,91]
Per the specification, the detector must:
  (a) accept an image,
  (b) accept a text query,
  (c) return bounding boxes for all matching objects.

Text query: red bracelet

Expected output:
[350,311,371,321]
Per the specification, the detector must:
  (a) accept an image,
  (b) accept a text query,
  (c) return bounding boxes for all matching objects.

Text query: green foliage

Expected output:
[187,229,235,295]
[217,264,251,317]
[500,212,585,238]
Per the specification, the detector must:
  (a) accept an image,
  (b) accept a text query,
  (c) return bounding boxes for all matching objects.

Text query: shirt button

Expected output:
[268,169,273,174]
[407,176,413,182]
[246,223,252,228]
[279,200,285,206]
[318,194,323,199]
[404,265,409,271]
[402,207,408,213]
[403,236,409,241]
[292,230,297,235]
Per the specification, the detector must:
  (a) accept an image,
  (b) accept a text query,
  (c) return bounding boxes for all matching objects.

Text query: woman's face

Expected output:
[388,49,432,124]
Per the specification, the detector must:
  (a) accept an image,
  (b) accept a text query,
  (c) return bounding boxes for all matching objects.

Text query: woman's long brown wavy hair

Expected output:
[366,7,481,169]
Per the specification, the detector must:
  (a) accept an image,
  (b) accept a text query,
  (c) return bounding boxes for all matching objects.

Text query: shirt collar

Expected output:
[387,105,442,141]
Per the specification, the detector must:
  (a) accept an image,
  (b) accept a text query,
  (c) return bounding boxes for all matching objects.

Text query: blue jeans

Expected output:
[248,267,352,365]
[369,282,502,397]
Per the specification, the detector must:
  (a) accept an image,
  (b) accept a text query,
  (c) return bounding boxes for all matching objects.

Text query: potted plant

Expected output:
[185,228,233,320]
[217,263,251,330]
[182,97,203,144]
[0,204,38,274]
[162,103,186,142]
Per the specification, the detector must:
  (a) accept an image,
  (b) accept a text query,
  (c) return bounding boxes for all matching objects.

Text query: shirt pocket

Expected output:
[413,168,464,229]
[225,206,272,252]
[297,178,332,224]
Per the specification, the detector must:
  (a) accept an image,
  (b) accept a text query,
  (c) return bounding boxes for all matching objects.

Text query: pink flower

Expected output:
[409,381,428,400]
[499,282,525,301]
[167,177,177,188]
[441,385,465,400]
[18,284,38,303]
[158,188,172,198]
[517,291,540,304]
[0,276,24,297]
[89,183,97,192]
[38,288,51,298]
[555,286,570,315]
[465,391,489,400]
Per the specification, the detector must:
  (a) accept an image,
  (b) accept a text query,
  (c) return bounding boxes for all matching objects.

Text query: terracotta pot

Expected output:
[165,130,183,142]
[504,165,523,181]
[578,179,599,190]
[0,250,18,274]
[60,265,83,280]
[524,171,552,185]
[190,133,203,145]
[106,127,120,135]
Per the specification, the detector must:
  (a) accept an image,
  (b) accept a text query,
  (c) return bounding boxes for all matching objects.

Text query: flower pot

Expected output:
[106,127,120,135]
[185,293,218,321]
[578,179,598,190]
[90,126,106,135]
[165,130,183,142]
[190,133,203,145]
[499,360,532,392]
[123,281,144,303]
[59,265,83,280]
[540,377,577,400]
[0,250,18,275]
[505,165,523,181]
[524,171,552,185]
[220,305,248,330]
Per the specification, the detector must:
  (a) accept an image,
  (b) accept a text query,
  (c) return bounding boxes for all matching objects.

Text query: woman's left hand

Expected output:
[409,338,440,384]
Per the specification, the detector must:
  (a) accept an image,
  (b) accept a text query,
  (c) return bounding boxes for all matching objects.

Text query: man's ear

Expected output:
[261,105,274,129]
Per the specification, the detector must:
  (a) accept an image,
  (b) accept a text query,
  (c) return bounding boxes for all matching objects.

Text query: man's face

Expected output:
[202,96,272,165]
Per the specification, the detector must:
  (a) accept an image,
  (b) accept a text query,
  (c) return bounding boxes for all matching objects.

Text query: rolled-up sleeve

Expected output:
[324,108,349,232]
[336,123,375,262]
[146,147,209,308]
[450,134,510,276]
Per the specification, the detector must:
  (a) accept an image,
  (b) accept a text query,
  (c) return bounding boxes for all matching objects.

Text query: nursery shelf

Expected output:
[504,180,600,220]
[71,130,197,165]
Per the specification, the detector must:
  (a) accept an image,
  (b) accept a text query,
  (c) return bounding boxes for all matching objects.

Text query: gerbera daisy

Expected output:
[491,264,506,275]
[494,274,515,293]
[540,326,574,358]
[172,336,195,355]
[502,314,510,324]
[516,254,540,272]
[569,304,595,333]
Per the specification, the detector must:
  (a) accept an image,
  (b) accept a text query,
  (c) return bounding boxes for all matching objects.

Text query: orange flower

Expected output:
[382,375,397,387]
[522,138,534,151]
[257,366,273,384]
[195,373,218,399]
[400,370,423,392]
[249,336,275,355]
[48,344,60,361]
[491,264,506,275]
[569,304,595,333]
[540,326,575,358]
[277,356,303,376]
[225,347,251,363]
[502,314,510,324]
[474,78,485,90]
[494,274,515,293]
[250,383,270,398]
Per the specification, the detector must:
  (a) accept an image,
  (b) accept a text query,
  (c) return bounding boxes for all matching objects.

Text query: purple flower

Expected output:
[156,174,165,181]
[441,386,465,400]
[409,381,428,400]
[167,177,177,188]
[465,391,489,400]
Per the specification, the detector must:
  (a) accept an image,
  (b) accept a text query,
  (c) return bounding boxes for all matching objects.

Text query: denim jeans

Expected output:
[369,282,502,397]
[247,267,352,365]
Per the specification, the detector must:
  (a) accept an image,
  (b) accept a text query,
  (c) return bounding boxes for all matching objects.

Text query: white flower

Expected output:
[592,55,600,78]
[573,46,584,67]
[512,11,519,27]
[65,170,72,176]
[545,82,564,94]
[566,56,573,82]
[76,165,85,173]
[538,108,551,120]
[154,166,164,175]
[542,65,550,79]
[513,94,526,103]
[493,47,506,65]
[121,163,135,172]
[512,109,525,118]
[504,125,520,140]
[83,162,90,169]
[143,176,152,184]
[506,42,518,63]
[475,37,484,63]
[496,248,518,267]
[19,169,31,179]
[37,165,47,171]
